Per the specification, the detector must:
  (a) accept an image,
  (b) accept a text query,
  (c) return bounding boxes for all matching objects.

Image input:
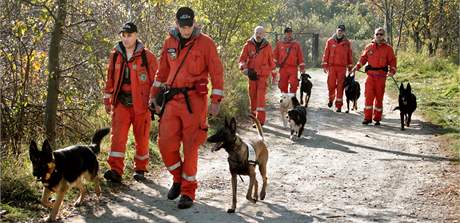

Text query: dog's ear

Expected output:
[399,83,404,92]
[29,140,39,162]
[229,117,237,134]
[307,74,311,78]
[406,83,412,93]
[42,139,53,160]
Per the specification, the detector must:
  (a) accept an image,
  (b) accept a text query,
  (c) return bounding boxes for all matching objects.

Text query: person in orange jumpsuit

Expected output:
[273,27,306,95]
[103,22,158,183]
[351,27,397,125]
[149,7,224,209]
[239,26,275,125]
[322,24,354,112]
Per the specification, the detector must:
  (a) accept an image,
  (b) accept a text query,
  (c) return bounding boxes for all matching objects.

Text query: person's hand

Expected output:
[322,67,328,74]
[242,69,249,76]
[387,72,395,77]
[350,66,358,73]
[103,97,111,114]
[149,98,161,114]
[105,104,112,114]
[209,103,220,116]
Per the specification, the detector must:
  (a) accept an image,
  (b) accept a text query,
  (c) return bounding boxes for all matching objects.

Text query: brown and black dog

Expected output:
[207,115,268,213]
[29,128,109,221]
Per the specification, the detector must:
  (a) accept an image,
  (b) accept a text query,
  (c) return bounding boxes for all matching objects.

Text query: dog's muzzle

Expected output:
[211,142,223,152]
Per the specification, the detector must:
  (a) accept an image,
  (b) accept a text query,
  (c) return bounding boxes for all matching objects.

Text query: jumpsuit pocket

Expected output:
[195,121,208,147]
[187,50,205,75]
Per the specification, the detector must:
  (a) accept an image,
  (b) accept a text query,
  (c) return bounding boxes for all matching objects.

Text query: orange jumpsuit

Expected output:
[103,41,158,175]
[239,37,275,124]
[322,35,353,109]
[273,38,305,93]
[355,40,397,121]
[149,28,224,200]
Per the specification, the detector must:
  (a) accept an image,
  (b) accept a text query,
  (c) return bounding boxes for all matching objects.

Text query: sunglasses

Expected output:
[375,33,384,36]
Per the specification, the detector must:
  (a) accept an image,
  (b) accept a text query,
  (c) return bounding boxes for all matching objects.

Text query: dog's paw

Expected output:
[246,196,257,203]
[227,208,235,213]
[260,191,266,200]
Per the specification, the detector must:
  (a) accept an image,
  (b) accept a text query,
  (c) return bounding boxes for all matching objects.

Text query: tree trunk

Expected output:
[44,0,67,147]
[395,0,409,55]
[383,0,393,45]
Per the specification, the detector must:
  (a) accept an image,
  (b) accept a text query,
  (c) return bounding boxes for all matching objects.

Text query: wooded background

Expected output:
[1,0,458,154]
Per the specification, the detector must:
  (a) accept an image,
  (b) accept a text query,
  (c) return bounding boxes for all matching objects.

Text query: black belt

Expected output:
[159,86,195,116]
[365,65,388,72]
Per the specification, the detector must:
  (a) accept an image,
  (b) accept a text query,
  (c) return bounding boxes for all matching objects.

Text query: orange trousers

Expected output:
[278,66,299,93]
[364,74,386,121]
[249,76,268,125]
[158,94,208,200]
[327,66,347,108]
[108,103,151,175]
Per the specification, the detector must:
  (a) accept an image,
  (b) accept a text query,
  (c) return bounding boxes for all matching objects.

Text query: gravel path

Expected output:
[65,69,459,223]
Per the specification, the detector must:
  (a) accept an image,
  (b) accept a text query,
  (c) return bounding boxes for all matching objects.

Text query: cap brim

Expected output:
[178,19,193,27]
[119,29,136,34]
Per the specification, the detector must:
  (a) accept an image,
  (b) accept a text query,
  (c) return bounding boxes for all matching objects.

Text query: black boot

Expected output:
[374,121,381,126]
[167,182,181,200]
[177,195,193,209]
[133,171,146,181]
[327,101,333,108]
[362,120,372,125]
[104,170,122,183]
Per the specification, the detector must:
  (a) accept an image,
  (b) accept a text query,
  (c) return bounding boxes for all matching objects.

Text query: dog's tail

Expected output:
[249,114,264,141]
[393,106,400,111]
[90,127,110,154]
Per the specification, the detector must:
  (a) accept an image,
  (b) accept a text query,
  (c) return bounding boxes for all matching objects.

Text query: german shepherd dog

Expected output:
[29,128,110,221]
[394,83,417,130]
[207,115,268,213]
[344,74,361,113]
[299,73,313,107]
[287,96,307,140]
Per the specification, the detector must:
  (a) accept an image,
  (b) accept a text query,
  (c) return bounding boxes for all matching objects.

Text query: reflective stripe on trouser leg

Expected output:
[180,94,208,200]
[335,67,347,108]
[158,101,183,183]
[373,76,386,121]
[327,68,337,102]
[364,76,377,121]
[133,112,151,172]
[249,80,258,112]
[108,103,133,175]
[278,69,289,93]
[256,76,267,124]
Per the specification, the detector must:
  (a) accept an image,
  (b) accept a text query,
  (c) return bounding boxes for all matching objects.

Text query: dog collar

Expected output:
[44,162,55,182]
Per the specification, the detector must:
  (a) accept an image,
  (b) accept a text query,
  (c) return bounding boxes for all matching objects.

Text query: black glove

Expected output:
[247,69,258,81]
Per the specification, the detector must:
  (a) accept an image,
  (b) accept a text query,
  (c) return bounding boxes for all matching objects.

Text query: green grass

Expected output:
[391,52,460,157]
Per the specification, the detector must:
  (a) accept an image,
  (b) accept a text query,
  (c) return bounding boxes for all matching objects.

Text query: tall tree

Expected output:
[44,0,68,146]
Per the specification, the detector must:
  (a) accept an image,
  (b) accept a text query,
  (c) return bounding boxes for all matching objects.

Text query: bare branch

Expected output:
[21,0,56,20]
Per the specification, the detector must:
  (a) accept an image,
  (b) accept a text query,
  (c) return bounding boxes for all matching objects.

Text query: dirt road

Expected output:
[66,69,459,223]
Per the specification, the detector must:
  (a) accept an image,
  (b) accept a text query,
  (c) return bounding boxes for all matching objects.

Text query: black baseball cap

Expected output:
[119,22,137,33]
[176,7,194,27]
[337,24,345,31]
[284,27,293,33]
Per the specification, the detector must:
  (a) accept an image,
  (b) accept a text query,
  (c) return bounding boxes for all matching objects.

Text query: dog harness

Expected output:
[244,141,257,165]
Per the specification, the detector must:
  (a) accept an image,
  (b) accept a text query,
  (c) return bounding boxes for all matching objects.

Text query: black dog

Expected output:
[299,73,313,107]
[394,83,417,130]
[287,96,307,140]
[29,128,110,221]
[344,74,361,113]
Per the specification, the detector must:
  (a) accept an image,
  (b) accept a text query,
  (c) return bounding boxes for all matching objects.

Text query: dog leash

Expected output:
[355,70,400,91]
